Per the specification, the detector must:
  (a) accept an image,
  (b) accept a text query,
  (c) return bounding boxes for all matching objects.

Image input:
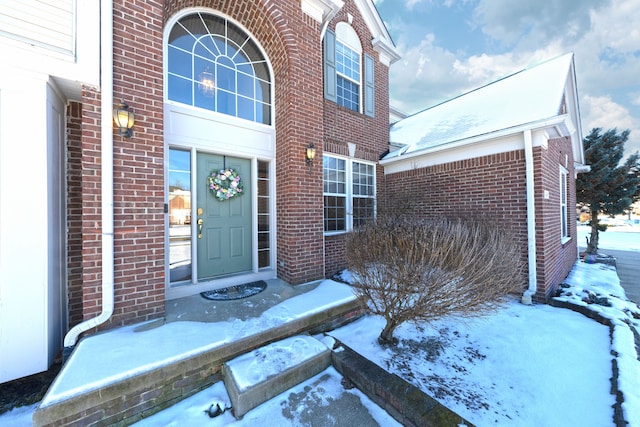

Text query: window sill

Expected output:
[324,231,347,237]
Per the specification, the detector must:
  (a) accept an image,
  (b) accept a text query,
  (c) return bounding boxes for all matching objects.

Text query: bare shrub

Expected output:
[346,216,524,346]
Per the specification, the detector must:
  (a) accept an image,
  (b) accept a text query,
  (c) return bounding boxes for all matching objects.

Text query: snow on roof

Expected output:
[386,53,574,159]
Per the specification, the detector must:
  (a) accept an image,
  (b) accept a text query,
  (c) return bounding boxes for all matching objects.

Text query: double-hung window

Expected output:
[323,155,376,233]
[323,23,375,117]
[560,166,569,241]
[336,41,360,111]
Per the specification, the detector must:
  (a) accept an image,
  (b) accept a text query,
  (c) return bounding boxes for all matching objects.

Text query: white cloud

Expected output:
[388,35,467,114]
[582,94,640,156]
[390,41,567,114]
[451,42,564,83]
[405,0,423,10]
[384,0,640,156]
[472,0,601,49]
[589,0,640,53]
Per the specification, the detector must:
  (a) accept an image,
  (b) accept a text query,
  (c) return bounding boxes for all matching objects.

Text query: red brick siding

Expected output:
[73,0,394,327]
[77,0,166,329]
[66,101,84,328]
[382,150,530,291]
[79,89,104,323]
[110,0,166,326]
[533,137,578,300]
[325,234,347,278]
[165,1,327,285]
[322,1,392,277]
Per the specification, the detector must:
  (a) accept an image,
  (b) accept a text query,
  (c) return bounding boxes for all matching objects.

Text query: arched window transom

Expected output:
[167,13,272,125]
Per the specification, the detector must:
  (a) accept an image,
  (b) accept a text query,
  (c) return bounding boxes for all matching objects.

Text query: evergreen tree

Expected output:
[576,128,640,253]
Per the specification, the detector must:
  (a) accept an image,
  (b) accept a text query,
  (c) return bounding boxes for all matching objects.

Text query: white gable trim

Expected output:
[372,35,400,66]
[352,0,400,65]
[564,56,585,165]
[309,0,400,65]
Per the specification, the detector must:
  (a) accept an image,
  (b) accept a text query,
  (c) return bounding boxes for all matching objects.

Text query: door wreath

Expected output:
[208,168,244,201]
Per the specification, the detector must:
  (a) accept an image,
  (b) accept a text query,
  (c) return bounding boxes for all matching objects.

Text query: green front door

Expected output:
[196,153,252,279]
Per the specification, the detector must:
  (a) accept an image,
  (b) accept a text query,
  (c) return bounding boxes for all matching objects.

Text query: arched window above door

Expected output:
[167,12,272,125]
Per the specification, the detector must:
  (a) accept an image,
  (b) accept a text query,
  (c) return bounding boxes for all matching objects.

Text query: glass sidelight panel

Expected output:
[169,148,192,283]
[257,160,270,268]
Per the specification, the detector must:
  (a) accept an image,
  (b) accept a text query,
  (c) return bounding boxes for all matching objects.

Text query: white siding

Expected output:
[0,0,74,55]
[0,71,51,383]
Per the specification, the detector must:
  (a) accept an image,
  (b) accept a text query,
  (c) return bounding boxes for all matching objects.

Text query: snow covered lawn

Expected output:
[137,257,639,426]
[331,298,613,426]
[329,257,639,426]
[1,252,638,426]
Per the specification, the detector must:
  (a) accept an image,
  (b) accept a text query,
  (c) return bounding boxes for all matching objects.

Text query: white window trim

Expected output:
[163,9,275,126]
[335,22,362,113]
[560,165,570,243]
[323,154,376,235]
[335,43,362,113]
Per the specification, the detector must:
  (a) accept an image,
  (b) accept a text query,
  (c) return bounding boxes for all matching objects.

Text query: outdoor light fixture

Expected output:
[198,68,216,97]
[113,101,135,137]
[306,143,316,173]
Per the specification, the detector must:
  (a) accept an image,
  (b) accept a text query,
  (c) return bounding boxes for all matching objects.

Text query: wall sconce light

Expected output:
[113,101,135,138]
[305,143,316,173]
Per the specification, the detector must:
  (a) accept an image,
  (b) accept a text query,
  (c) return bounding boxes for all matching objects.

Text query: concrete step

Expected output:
[33,284,365,427]
[223,335,331,418]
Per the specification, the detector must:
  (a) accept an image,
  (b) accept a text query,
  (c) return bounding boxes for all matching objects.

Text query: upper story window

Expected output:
[324,22,375,117]
[166,12,272,125]
[335,29,361,111]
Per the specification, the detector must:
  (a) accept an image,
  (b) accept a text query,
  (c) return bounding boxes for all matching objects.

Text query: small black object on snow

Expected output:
[205,402,230,418]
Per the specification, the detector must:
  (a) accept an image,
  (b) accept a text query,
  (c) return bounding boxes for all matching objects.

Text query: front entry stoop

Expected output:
[223,335,331,418]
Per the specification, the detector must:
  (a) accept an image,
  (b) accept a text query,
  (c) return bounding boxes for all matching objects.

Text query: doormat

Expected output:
[200,280,267,301]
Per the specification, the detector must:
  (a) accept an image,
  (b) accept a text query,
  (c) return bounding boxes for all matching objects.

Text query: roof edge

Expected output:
[353,0,401,65]
[382,115,571,164]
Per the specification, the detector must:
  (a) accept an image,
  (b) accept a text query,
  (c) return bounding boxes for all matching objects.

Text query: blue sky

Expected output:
[375,0,640,157]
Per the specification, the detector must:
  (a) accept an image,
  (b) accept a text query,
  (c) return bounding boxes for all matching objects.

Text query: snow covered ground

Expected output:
[333,260,640,426]
[577,224,640,252]
[1,230,639,426]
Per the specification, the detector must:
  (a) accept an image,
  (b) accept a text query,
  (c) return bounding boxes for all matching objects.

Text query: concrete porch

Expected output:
[33,279,365,426]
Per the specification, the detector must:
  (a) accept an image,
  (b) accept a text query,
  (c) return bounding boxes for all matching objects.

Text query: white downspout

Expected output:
[64,0,114,350]
[521,129,537,305]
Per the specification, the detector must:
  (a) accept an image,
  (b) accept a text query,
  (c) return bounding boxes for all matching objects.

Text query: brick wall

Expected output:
[164,0,327,285]
[66,102,83,328]
[533,137,578,300]
[75,0,166,330]
[325,234,346,278]
[72,0,394,328]
[382,150,530,291]
[111,0,166,325]
[322,0,392,277]
[79,88,104,323]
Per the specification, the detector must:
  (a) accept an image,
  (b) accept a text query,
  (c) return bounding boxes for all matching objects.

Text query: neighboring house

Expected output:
[381,53,588,303]
[0,0,399,383]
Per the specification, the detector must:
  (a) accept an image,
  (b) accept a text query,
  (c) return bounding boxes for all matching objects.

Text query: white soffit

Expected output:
[302,0,343,24]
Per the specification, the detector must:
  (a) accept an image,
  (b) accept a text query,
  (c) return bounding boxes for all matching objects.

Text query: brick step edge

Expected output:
[331,340,474,427]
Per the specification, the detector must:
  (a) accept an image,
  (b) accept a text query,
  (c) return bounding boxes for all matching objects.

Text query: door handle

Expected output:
[197,218,203,238]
